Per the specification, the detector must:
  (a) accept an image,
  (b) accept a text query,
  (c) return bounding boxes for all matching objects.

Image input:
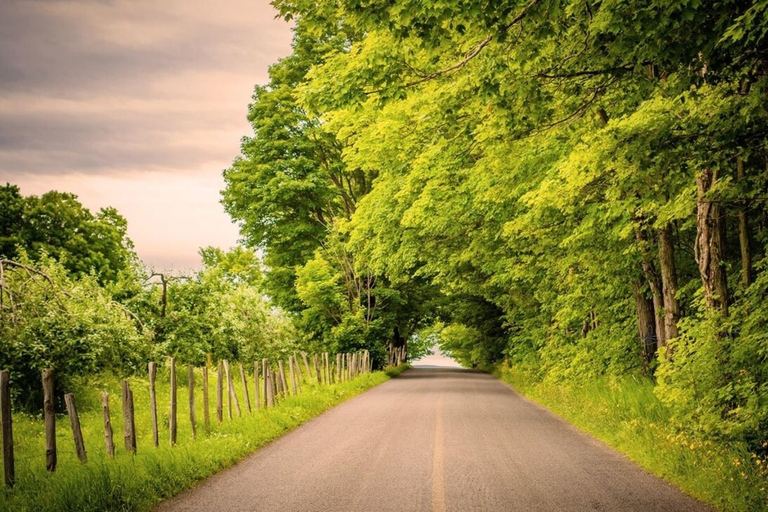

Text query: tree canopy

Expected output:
[224,0,768,448]
[0,184,135,284]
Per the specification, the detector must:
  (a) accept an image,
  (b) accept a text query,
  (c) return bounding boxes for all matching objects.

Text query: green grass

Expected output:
[493,365,768,512]
[0,363,408,511]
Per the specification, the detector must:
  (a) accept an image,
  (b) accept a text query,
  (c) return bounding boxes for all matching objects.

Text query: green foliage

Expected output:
[0,256,150,409]
[657,262,768,445]
[258,0,768,470]
[0,186,135,284]
[120,247,295,366]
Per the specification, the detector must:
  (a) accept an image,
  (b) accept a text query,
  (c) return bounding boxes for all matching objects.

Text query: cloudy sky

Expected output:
[0,0,293,270]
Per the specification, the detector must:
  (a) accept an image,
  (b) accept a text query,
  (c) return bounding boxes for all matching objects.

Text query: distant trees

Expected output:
[0,186,297,411]
[0,184,134,283]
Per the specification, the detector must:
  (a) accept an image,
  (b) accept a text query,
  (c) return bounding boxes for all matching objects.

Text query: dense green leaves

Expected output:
[237,0,768,456]
[0,185,135,284]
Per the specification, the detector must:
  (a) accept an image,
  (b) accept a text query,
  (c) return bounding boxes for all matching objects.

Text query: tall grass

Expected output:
[0,363,405,511]
[495,365,768,512]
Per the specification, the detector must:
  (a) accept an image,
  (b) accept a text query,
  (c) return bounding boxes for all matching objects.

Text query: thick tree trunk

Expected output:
[737,155,751,287]
[635,224,666,344]
[658,225,680,342]
[633,280,657,368]
[695,168,729,315]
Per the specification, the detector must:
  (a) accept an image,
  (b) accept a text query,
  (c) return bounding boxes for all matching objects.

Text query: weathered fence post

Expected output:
[324,353,331,384]
[239,363,251,413]
[188,365,196,440]
[292,353,302,382]
[302,352,311,382]
[336,354,342,383]
[292,357,302,393]
[0,371,14,486]
[223,360,232,419]
[148,362,159,447]
[262,359,270,408]
[202,366,210,432]
[254,362,262,408]
[64,392,87,463]
[288,357,297,395]
[121,380,136,454]
[278,360,288,396]
[275,367,284,397]
[217,361,224,423]
[101,391,115,458]
[320,352,331,384]
[170,358,177,446]
[224,361,241,416]
[42,369,56,471]
[271,367,278,403]
[313,355,321,384]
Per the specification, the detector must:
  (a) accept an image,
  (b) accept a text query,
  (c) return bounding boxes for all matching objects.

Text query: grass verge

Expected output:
[0,363,409,512]
[493,365,768,512]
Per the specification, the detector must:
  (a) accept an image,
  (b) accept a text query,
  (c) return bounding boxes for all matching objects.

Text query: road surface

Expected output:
[157,362,710,511]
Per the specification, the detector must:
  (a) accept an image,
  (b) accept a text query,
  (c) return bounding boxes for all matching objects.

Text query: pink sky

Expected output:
[0,0,293,271]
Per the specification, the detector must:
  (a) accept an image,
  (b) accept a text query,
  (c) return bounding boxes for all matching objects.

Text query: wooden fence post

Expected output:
[253,362,260,410]
[121,380,136,454]
[42,369,56,471]
[292,357,302,394]
[301,352,311,382]
[275,367,284,397]
[288,357,297,395]
[0,371,13,486]
[188,365,196,440]
[313,355,321,384]
[148,362,159,447]
[278,360,288,396]
[170,358,177,446]
[324,353,330,384]
[271,367,278,403]
[239,363,251,413]
[101,391,115,458]
[262,359,270,408]
[224,361,241,417]
[292,353,302,382]
[64,393,87,463]
[202,366,210,432]
[217,361,223,423]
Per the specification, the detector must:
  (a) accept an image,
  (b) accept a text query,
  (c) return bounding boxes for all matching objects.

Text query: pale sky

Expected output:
[0,0,293,271]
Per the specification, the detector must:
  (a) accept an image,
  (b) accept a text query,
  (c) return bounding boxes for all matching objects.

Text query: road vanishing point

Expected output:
[157,352,710,512]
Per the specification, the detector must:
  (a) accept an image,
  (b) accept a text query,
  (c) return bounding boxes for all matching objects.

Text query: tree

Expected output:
[0,186,136,284]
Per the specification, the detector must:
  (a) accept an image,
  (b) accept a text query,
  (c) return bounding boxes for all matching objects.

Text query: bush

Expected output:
[0,256,150,409]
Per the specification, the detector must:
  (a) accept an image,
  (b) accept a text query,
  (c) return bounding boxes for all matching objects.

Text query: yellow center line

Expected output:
[432,393,446,512]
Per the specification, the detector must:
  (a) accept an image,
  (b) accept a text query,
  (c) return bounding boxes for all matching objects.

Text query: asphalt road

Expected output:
[157,365,711,512]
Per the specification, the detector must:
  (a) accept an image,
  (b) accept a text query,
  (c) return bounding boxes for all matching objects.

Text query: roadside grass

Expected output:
[494,365,768,512]
[0,363,408,512]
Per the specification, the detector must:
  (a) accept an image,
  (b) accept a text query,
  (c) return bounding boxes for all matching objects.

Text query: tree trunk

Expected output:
[633,280,657,368]
[658,225,680,342]
[635,223,666,344]
[695,168,730,315]
[737,155,751,287]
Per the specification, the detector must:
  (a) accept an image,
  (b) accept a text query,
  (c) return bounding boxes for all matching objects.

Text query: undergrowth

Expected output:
[494,365,768,512]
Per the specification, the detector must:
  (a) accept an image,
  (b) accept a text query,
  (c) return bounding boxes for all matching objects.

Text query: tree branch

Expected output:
[365,0,544,94]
